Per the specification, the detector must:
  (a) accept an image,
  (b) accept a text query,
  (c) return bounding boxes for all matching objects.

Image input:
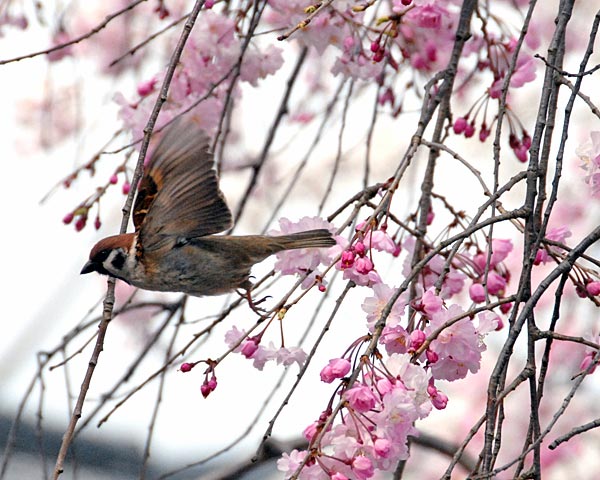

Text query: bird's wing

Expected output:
[133,119,233,252]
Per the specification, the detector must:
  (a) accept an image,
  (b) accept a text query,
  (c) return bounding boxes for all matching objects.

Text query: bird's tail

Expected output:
[269,229,336,251]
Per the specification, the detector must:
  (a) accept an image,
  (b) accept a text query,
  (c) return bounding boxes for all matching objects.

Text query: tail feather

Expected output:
[270,229,336,251]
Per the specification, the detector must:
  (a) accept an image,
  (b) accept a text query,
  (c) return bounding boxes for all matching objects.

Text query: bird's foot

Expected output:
[237,289,272,316]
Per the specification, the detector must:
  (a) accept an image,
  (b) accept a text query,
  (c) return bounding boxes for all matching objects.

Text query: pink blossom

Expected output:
[275,346,308,367]
[440,270,466,298]
[355,256,374,274]
[380,325,410,355]
[303,422,318,441]
[491,238,513,265]
[477,311,501,334]
[361,283,407,331]
[270,216,335,277]
[352,455,374,479]
[47,31,73,62]
[344,385,377,412]
[320,358,351,383]
[427,304,485,381]
[240,44,284,86]
[576,131,600,197]
[277,449,308,476]
[224,326,246,349]
[510,56,536,88]
[546,226,572,244]
[410,4,445,29]
[420,287,443,315]
[364,229,397,253]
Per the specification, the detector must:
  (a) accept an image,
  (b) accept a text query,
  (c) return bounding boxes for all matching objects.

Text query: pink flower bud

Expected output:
[580,352,597,374]
[355,256,374,275]
[341,250,355,268]
[426,209,434,225]
[409,329,426,350]
[534,249,548,265]
[426,349,438,363]
[500,302,512,314]
[94,217,102,230]
[318,284,327,292]
[354,241,366,256]
[373,49,385,63]
[122,181,131,195]
[109,173,118,184]
[180,362,194,372]
[464,122,475,138]
[370,40,380,53]
[487,271,506,296]
[428,384,449,409]
[320,358,351,383]
[469,283,486,303]
[374,438,392,458]
[343,36,355,51]
[201,376,217,398]
[453,117,468,134]
[62,212,74,225]
[205,0,215,7]
[241,339,259,358]
[200,383,212,398]
[514,144,528,162]
[479,125,490,142]
[332,473,349,480]
[75,217,86,232]
[303,422,318,441]
[586,281,600,296]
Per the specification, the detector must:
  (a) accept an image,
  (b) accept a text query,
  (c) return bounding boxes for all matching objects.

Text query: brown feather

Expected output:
[133,120,233,252]
[89,233,136,260]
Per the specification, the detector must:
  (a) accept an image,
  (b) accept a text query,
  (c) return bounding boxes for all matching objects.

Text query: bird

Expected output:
[81,120,336,303]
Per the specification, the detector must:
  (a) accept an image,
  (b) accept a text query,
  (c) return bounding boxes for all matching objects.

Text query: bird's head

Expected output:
[81,233,136,280]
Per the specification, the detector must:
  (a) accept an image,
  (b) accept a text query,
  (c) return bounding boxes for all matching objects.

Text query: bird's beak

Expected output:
[80,260,98,275]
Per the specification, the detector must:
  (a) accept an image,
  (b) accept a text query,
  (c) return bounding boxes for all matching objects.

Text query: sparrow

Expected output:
[81,120,335,300]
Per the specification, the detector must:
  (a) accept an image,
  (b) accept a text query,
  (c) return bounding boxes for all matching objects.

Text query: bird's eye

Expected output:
[94,249,112,263]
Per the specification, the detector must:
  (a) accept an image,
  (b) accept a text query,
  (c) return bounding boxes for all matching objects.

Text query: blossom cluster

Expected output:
[115,10,284,140]
[271,216,509,479]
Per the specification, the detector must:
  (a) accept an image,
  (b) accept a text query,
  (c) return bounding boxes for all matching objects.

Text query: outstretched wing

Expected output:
[133,120,233,251]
